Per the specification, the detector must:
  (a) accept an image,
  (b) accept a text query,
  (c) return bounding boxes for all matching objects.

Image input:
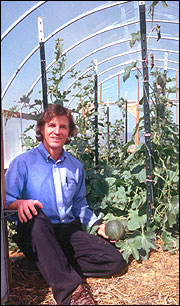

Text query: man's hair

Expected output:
[36,104,77,144]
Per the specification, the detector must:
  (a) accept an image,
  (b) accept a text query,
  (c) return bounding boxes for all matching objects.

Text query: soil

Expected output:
[5,238,179,305]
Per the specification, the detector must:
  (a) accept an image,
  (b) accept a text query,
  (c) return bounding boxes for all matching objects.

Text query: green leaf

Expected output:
[167,86,178,94]
[100,200,108,210]
[103,213,117,222]
[131,164,144,174]
[105,177,116,188]
[118,235,142,261]
[23,113,41,121]
[128,210,147,230]
[121,170,132,180]
[131,193,146,209]
[121,246,132,262]
[167,211,177,228]
[129,31,141,48]
[162,1,168,8]
[161,231,179,252]
[93,180,109,197]
[141,234,157,252]
[171,196,179,213]
[155,24,161,41]
[88,225,99,235]
[123,61,138,82]
[114,186,126,203]
[131,245,140,260]
[121,139,135,154]
[123,71,130,83]
[134,168,146,183]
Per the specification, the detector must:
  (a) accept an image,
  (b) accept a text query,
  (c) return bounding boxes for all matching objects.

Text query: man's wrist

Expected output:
[92,218,103,227]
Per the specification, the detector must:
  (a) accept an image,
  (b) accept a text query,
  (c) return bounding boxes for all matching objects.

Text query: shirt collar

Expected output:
[37,142,67,163]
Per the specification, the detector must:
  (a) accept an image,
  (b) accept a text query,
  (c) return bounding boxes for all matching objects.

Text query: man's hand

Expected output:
[97,223,117,243]
[18,199,43,223]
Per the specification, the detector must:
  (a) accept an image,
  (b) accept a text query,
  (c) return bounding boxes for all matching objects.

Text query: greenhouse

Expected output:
[1,1,179,305]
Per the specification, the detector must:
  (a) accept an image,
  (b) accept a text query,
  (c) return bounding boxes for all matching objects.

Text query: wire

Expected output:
[1,210,18,219]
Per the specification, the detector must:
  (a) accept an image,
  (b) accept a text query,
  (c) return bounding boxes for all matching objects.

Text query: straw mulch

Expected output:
[5,238,179,305]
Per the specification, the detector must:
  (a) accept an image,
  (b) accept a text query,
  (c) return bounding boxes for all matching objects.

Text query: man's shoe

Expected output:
[70,282,96,305]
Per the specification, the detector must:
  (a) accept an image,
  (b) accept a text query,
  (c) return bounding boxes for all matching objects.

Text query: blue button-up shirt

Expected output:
[5,142,101,226]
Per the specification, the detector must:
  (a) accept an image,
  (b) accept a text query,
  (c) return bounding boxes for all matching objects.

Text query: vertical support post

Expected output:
[176,70,178,124]
[20,106,23,152]
[100,83,103,151]
[107,98,110,161]
[139,1,154,223]
[163,52,168,95]
[125,90,128,144]
[93,59,98,168]
[136,68,140,145]
[118,74,121,146]
[38,16,48,110]
[81,100,86,136]
[176,70,178,100]
[1,91,12,291]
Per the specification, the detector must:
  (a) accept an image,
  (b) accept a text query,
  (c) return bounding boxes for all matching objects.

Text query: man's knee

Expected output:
[31,209,53,236]
[110,250,127,274]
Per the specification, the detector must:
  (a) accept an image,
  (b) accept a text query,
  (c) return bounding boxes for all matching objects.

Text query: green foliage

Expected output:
[7,221,20,252]
[129,31,141,48]
[48,38,68,103]
[123,61,138,82]
[147,1,168,42]
[70,98,179,263]
[6,8,179,263]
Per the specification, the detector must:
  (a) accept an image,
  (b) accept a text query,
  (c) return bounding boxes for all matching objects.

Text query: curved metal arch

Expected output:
[2,1,127,100]
[67,61,179,107]
[26,31,179,95]
[2,7,179,100]
[61,43,180,105]
[64,49,141,92]
[64,59,137,94]
[1,1,47,41]
[78,58,179,84]
[26,18,179,96]
[61,19,179,77]
[26,37,132,96]
[26,21,140,95]
[64,52,179,94]
[67,67,134,107]
[154,58,179,66]
[27,18,142,94]
[148,35,179,42]
[101,64,179,85]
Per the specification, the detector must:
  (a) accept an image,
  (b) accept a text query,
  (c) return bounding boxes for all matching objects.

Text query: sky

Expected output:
[1,1,179,167]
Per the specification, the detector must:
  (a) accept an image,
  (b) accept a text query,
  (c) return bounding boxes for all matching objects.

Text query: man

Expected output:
[5,104,126,305]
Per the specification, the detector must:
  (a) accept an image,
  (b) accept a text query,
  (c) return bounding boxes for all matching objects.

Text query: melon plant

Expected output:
[105,220,125,240]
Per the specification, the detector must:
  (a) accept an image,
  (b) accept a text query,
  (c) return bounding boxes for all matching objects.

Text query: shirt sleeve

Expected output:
[72,165,102,227]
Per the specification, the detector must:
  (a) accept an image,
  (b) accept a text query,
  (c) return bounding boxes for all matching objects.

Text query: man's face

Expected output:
[41,115,70,153]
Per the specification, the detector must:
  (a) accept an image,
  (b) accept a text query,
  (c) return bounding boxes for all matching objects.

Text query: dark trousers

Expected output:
[16,209,126,305]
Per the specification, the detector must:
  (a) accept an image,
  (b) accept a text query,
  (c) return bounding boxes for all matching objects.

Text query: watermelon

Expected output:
[105,220,125,240]
[119,218,128,231]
